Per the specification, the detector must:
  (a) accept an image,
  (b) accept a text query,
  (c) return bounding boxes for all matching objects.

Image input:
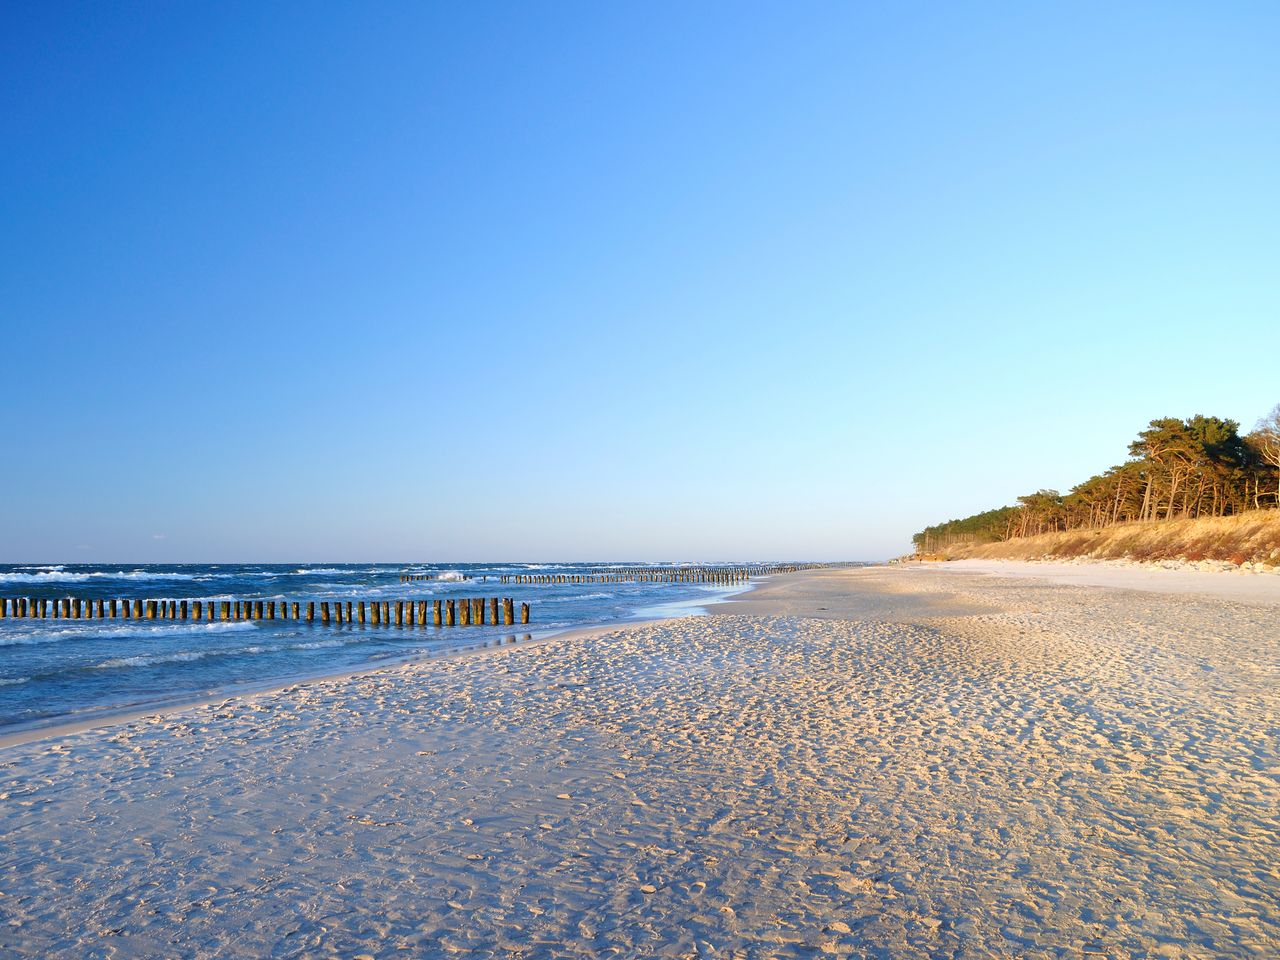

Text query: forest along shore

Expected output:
[2,565,1277,958]
[914,511,1280,568]
[914,409,1280,565]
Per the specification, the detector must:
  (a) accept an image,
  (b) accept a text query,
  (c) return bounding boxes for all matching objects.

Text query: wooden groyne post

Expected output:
[498,562,837,585]
[2,592,536,629]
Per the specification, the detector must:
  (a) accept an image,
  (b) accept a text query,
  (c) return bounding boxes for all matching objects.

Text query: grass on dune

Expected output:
[937,510,1280,566]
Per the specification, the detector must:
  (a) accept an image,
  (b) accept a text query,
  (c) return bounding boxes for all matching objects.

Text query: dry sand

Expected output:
[2,566,1278,958]
[927,558,1280,607]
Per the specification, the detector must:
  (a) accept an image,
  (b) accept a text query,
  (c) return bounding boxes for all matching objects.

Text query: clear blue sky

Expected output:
[2,3,1277,562]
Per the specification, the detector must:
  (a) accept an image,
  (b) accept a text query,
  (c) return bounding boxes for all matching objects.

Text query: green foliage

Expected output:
[913,410,1280,551]
[912,506,1020,551]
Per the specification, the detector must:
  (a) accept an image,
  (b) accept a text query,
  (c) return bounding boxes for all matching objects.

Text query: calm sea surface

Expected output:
[0,562,764,733]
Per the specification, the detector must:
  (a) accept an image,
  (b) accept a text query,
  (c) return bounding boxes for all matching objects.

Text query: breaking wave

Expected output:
[90,635,362,670]
[0,570,200,584]
[539,592,613,603]
[0,621,259,647]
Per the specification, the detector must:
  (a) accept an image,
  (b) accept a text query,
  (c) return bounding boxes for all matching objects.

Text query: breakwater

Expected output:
[0,596,530,626]
[500,563,831,585]
[0,561,861,734]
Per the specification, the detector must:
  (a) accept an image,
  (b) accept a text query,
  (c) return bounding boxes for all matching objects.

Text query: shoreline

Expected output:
[0,563,774,749]
[10,554,1277,751]
[0,577,765,750]
[0,618,681,751]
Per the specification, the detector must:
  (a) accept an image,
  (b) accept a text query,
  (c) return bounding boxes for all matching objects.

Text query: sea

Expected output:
[0,562,761,735]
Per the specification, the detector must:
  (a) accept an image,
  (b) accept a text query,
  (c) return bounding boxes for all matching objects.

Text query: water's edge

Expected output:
[0,573,764,749]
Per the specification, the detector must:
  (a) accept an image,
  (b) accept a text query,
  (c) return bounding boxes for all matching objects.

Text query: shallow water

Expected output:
[0,561,759,732]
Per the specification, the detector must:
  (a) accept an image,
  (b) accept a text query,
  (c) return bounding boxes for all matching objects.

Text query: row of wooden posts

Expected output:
[499,563,830,585]
[0,596,529,627]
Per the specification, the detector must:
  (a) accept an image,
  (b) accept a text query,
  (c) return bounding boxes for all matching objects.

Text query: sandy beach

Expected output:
[3,565,1279,958]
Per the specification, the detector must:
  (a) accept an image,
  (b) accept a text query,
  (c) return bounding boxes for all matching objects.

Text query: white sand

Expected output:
[2,567,1278,958]
[922,558,1280,606]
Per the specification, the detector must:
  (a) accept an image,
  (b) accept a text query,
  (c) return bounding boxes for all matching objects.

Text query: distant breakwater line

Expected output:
[496,563,834,586]
[0,596,530,627]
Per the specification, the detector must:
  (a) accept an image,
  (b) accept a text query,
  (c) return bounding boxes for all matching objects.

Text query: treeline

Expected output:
[914,407,1280,553]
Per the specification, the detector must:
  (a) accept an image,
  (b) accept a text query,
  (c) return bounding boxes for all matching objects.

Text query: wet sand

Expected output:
[2,566,1278,958]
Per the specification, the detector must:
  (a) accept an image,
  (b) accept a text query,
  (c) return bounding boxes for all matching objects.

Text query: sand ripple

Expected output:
[2,569,1278,958]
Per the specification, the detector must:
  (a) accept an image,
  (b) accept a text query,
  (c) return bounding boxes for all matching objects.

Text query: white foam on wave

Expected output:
[0,620,259,647]
[0,571,91,583]
[539,592,613,604]
[436,571,467,582]
[90,633,360,670]
[0,676,30,686]
[0,633,67,647]
[0,569,199,584]
[115,571,198,581]
[308,587,403,599]
[94,650,213,669]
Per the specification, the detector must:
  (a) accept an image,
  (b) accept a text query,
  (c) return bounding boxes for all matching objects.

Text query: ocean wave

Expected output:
[93,650,213,669]
[0,569,199,584]
[0,571,91,583]
[0,621,259,647]
[394,571,469,583]
[113,571,199,581]
[539,592,613,604]
[0,676,30,686]
[0,634,69,647]
[91,634,356,670]
[306,587,401,599]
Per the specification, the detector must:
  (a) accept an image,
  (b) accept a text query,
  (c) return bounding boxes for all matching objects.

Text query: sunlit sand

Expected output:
[3,566,1277,957]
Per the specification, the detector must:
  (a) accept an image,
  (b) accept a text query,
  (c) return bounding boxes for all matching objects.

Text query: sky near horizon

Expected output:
[2,3,1278,562]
